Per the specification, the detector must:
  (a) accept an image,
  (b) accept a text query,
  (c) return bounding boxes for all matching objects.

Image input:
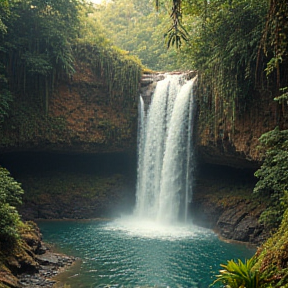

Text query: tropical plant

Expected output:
[161,0,189,49]
[212,257,265,288]
[0,0,84,115]
[185,0,267,141]
[0,167,24,244]
[253,127,288,229]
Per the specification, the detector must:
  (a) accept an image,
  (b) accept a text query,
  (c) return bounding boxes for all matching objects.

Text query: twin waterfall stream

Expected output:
[135,74,196,223]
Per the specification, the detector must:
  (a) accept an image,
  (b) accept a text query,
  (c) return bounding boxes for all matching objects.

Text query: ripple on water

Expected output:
[38,219,255,288]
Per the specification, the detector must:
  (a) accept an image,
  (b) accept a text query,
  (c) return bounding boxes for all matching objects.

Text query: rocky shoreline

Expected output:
[18,247,76,288]
[0,222,76,288]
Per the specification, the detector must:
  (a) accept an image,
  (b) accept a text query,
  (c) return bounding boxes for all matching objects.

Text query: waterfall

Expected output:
[134,74,196,223]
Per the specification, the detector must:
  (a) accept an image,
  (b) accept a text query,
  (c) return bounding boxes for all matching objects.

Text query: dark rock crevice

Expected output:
[191,163,268,245]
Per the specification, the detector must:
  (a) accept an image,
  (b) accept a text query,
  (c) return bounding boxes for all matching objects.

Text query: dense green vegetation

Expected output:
[0,0,142,122]
[189,0,267,136]
[254,128,288,229]
[0,0,82,116]
[0,167,23,245]
[0,0,142,150]
[254,209,288,288]
[93,0,187,71]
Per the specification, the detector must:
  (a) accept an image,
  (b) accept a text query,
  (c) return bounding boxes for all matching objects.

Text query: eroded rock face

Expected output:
[192,193,268,245]
[191,164,269,245]
[217,202,266,243]
[195,90,280,169]
[0,61,138,155]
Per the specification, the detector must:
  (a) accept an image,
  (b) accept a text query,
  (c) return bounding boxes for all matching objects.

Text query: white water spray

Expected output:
[134,74,196,223]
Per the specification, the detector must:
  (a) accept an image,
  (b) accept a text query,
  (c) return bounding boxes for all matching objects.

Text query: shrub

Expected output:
[0,167,23,244]
[254,127,288,229]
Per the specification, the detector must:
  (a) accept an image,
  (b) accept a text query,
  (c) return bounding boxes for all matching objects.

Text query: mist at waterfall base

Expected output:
[38,75,255,288]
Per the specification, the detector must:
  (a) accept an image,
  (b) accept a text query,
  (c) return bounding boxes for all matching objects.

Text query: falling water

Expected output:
[134,74,196,223]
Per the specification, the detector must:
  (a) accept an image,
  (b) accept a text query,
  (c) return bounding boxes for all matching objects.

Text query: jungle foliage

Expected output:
[0,0,142,124]
[93,0,190,71]
[183,0,268,140]
[0,167,23,245]
[0,0,84,116]
[253,127,288,229]
[75,7,142,108]
[253,208,288,288]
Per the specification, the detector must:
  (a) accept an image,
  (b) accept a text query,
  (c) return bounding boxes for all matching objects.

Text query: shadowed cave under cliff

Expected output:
[0,152,259,228]
[0,152,137,220]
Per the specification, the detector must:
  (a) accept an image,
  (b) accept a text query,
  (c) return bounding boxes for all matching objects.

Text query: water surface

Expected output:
[38,218,255,288]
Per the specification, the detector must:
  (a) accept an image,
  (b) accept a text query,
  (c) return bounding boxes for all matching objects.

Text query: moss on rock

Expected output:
[254,208,288,287]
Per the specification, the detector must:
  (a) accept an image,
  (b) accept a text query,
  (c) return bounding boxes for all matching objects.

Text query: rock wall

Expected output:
[0,61,138,154]
[191,164,269,245]
[195,89,279,169]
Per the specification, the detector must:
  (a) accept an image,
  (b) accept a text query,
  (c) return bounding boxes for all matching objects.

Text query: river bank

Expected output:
[17,248,76,288]
[0,222,76,288]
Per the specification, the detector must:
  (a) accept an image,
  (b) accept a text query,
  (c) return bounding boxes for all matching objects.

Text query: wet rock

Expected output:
[193,197,267,245]
[217,201,249,239]
[191,177,268,245]
[36,253,59,265]
[233,215,259,242]
[1,221,76,288]
[18,250,76,288]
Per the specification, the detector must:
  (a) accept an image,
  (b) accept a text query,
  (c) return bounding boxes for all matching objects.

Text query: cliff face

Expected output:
[195,90,279,169]
[0,60,138,154]
[192,88,280,244]
[1,69,276,165]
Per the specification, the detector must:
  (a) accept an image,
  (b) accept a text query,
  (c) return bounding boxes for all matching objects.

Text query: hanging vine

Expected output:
[74,40,142,111]
[194,0,267,142]
[258,0,288,104]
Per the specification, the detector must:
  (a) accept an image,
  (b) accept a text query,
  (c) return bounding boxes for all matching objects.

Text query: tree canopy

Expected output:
[93,0,189,71]
[0,0,85,117]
